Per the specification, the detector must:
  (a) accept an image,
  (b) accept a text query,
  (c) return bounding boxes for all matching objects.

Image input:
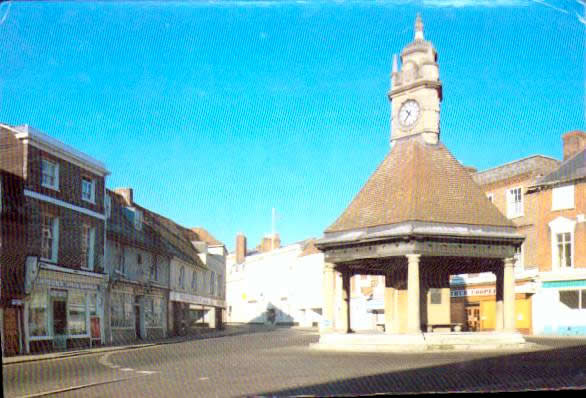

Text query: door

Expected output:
[465,305,480,332]
[53,300,67,335]
[135,304,141,339]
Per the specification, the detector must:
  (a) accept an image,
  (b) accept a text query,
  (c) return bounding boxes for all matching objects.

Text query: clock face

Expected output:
[398,100,420,128]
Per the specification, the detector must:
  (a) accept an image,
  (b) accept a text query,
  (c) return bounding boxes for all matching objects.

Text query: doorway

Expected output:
[135,304,141,339]
[465,304,480,332]
[53,300,67,335]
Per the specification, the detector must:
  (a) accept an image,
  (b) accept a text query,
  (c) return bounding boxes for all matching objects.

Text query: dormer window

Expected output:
[41,159,59,190]
[81,177,95,203]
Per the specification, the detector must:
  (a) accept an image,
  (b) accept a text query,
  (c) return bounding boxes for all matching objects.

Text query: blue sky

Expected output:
[0,0,584,250]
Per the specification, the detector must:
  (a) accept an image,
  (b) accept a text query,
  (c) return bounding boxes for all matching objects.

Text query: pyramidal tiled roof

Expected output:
[326,136,514,233]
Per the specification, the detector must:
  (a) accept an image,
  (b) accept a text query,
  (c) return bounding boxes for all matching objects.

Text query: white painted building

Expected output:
[226,235,324,327]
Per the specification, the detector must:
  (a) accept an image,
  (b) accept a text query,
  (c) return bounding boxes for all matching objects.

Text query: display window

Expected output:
[111,292,134,328]
[29,288,49,337]
[68,290,87,336]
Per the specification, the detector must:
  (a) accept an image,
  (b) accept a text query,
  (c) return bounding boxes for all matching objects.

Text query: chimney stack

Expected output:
[562,131,586,161]
[114,187,133,206]
[236,233,247,264]
[257,233,281,253]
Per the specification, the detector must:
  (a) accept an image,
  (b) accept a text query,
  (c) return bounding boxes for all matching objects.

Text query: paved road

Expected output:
[3,329,585,397]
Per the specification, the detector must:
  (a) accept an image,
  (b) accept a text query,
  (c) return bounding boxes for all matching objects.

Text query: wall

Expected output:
[26,198,104,271]
[25,145,105,215]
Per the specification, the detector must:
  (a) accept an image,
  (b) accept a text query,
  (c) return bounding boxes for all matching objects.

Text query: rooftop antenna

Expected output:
[272,207,276,250]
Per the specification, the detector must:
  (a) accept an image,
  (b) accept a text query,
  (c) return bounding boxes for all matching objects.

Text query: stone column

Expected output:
[340,271,352,333]
[320,262,336,333]
[407,254,422,334]
[384,273,394,334]
[495,266,504,331]
[503,257,516,332]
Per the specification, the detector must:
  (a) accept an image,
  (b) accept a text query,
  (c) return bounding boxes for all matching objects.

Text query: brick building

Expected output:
[0,124,110,353]
[449,155,560,334]
[528,131,586,335]
[0,144,28,356]
[105,189,171,344]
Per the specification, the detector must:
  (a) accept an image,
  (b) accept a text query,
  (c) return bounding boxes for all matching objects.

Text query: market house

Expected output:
[314,16,526,351]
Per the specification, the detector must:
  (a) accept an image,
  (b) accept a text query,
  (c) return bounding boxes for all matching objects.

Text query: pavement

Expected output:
[2,323,277,366]
[2,328,585,397]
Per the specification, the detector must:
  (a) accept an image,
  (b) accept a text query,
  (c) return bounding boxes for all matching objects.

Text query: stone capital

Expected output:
[503,257,515,269]
[406,253,421,264]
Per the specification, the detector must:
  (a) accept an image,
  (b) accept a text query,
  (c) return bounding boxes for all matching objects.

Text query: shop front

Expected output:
[25,264,106,353]
[108,283,168,344]
[169,291,226,334]
[450,281,534,334]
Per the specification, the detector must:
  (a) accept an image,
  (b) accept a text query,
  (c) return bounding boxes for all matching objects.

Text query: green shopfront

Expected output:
[25,264,106,353]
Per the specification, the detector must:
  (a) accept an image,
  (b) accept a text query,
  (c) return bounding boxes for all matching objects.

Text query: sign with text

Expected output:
[170,291,226,308]
[451,287,496,298]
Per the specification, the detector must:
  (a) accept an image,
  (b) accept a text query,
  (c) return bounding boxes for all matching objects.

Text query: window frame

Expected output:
[559,289,586,310]
[41,213,59,263]
[41,158,59,191]
[507,186,524,218]
[81,177,96,203]
[551,184,575,211]
[549,216,576,271]
[191,270,197,291]
[81,224,96,271]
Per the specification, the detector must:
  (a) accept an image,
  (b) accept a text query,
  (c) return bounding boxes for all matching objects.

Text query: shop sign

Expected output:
[451,287,496,298]
[170,291,226,308]
[50,289,68,298]
[37,278,97,291]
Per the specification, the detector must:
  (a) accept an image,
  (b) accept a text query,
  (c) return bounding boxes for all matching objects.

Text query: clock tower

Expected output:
[389,14,442,145]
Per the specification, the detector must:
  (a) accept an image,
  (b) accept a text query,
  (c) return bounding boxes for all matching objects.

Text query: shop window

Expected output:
[145,296,163,327]
[81,224,96,271]
[29,288,49,337]
[559,290,586,310]
[41,213,59,262]
[111,292,133,328]
[68,291,87,336]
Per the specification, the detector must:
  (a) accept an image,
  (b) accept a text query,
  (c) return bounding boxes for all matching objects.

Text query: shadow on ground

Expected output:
[259,343,586,395]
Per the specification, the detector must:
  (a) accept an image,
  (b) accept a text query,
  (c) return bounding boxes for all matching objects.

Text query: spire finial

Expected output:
[392,54,398,75]
[415,13,424,40]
